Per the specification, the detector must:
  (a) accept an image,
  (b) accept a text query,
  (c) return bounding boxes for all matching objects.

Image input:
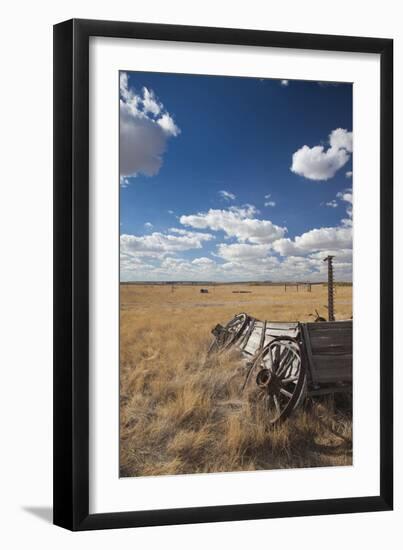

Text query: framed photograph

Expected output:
[53,19,393,530]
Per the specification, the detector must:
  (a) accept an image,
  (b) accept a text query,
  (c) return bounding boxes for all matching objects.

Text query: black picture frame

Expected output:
[53,18,393,531]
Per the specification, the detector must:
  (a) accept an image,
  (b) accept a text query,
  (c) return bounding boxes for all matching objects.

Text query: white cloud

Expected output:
[157,113,180,137]
[337,189,352,205]
[120,176,131,188]
[191,257,215,266]
[216,243,272,262]
[142,87,161,116]
[309,249,353,262]
[120,72,180,179]
[167,210,174,215]
[280,80,289,86]
[120,240,352,282]
[160,257,188,269]
[180,205,286,245]
[329,128,353,153]
[144,222,154,229]
[218,190,236,201]
[272,226,352,256]
[264,194,275,206]
[120,229,214,259]
[336,188,353,226]
[291,128,353,181]
[346,171,353,178]
[325,200,338,208]
[341,212,353,227]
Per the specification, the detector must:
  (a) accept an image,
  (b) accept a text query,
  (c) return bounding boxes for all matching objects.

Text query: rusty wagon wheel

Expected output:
[243,336,307,424]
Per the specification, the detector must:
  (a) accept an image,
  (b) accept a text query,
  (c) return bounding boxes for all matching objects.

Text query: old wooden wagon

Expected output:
[209,312,352,424]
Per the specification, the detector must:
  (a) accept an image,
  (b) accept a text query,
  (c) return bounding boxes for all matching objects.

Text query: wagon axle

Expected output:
[256,368,271,388]
[256,369,283,396]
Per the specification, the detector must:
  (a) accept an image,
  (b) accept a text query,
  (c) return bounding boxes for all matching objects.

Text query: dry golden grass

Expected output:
[120,283,352,477]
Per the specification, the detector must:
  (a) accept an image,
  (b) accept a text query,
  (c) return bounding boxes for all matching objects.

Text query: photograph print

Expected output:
[119,71,353,478]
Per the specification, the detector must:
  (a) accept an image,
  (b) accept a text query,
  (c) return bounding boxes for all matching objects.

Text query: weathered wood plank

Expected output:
[259,320,267,350]
[242,321,299,355]
[239,317,256,349]
[310,354,352,383]
[302,323,319,383]
[308,332,352,342]
[310,333,352,344]
[312,369,352,384]
[311,345,352,355]
[308,385,351,396]
[308,325,352,356]
[306,321,352,331]
[313,354,352,367]
[263,322,299,330]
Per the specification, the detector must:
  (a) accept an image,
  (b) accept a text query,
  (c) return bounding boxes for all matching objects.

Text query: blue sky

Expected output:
[120,72,352,282]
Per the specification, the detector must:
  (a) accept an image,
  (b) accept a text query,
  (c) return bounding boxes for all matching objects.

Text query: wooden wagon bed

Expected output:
[209,312,352,423]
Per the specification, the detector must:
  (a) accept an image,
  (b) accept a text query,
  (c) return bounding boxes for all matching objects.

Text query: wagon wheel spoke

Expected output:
[277,346,297,377]
[269,344,276,370]
[282,376,299,384]
[266,394,271,410]
[273,343,282,372]
[246,336,306,424]
[279,387,293,399]
[273,395,281,416]
[241,361,256,392]
[278,346,290,368]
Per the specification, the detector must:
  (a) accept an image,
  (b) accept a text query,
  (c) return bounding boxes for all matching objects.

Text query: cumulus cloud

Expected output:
[120,72,180,179]
[325,200,338,208]
[346,171,353,178]
[291,128,353,181]
[336,188,353,227]
[329,128,353,153]
[120,229,213,259]
[180,205,286,244]
[157,113,180,137]
[219,190,236,201]
[309,249,353,262]
[337,189,352,205]
[191,257,215,266]
[142,87,161,116]
[144,222,154,229]
[280,80,289,86]
[120,238,352,282]
[272,226,352,256]
[216,243,272,262]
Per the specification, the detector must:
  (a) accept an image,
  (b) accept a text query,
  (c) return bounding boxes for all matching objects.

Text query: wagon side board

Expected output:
[302,321,352,385]
[241,320,300,357]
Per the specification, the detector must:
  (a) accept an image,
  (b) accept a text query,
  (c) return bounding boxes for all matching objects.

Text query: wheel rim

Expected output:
[244,336,306,424]
[222,313,249,350]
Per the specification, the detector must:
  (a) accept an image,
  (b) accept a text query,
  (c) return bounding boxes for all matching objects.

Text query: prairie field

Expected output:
[120,283,353,477]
